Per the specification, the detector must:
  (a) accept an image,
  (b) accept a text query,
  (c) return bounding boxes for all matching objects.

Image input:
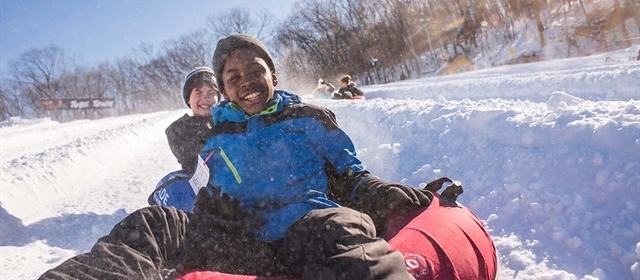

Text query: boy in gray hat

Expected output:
[146,67,221,212]
[166,66,220,174]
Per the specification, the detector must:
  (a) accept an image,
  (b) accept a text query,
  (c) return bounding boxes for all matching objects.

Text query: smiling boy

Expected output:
[166,67,220,174]
[183,34,436,279]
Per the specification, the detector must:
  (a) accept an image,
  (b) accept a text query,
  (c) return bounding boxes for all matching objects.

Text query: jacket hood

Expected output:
[212,90,302,125]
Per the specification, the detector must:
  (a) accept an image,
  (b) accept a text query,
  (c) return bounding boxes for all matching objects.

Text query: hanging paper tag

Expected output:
[189,155,210,194]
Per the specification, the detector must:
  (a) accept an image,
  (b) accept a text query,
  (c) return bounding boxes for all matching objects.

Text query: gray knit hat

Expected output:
[182,66,218,108]
[212,34,275,91]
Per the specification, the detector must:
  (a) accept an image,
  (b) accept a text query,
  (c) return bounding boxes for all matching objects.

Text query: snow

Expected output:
[1,47,639,279]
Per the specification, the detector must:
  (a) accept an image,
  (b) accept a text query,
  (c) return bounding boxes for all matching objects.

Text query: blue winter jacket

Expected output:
[199,90,365,241]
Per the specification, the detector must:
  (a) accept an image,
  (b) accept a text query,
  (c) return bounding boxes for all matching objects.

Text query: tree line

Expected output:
[1,0,637,122]
[274,0,637,86]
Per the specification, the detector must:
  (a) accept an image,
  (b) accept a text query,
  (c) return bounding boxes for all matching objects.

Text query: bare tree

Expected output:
[0,81,26,121]
[207,7,275,41]
[135,29,217,111]
[162,31,212,69]
[106,58,142,115]
[7,45,68,118]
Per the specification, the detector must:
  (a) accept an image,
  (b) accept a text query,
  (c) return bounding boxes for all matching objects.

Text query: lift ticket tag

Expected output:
[189,155,210,194]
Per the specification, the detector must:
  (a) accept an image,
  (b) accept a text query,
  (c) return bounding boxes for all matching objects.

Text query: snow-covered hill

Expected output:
[1,47,639,279]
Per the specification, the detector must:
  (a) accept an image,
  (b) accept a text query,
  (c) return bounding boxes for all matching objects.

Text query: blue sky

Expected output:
[0,0,296,74]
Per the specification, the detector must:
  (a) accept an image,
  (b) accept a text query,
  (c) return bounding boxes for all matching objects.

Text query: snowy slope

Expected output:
[1,47,639,279]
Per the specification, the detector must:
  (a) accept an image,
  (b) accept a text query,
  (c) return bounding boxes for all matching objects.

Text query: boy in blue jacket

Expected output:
[38,34,443,280]
[181,33,434,279]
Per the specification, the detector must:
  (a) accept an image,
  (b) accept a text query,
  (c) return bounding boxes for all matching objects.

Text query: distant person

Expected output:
[334,75,363,99]
[637,50,640,61]
[399,72,407,80]
[313,78,335,99]
[166,67,220,174]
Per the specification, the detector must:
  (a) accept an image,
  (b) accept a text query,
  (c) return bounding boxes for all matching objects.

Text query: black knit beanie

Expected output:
[182,66,218,108]
[212,34,275,91]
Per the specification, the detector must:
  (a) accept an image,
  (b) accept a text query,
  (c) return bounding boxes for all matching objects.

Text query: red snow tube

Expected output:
[176,272,293,280]
[383,194,497,279]
[177,194,497,280]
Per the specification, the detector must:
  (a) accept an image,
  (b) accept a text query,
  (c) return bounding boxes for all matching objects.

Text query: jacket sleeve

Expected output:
[166,115,211,174]
[308,108,368,205]
[166,115,192,172]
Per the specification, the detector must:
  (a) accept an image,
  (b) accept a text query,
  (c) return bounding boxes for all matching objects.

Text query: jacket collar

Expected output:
[212,90,302,124]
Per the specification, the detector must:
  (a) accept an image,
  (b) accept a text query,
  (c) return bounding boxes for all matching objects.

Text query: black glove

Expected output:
[440,181,464,204]
[420,176,463,198]
[424,177,453,192]
[349,174,432,234]
[192,187,263,231]
[355,175,434,216]
[422,176,463,204]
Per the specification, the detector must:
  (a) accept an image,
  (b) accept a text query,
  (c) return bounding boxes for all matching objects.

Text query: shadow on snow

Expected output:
[0,206,129,253]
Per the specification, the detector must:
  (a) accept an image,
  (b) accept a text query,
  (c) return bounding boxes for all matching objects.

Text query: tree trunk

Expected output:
[532,0,546,48]
[563,0,571,57]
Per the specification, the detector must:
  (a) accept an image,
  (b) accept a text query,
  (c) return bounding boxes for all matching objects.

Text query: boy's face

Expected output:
[221,48,277,115]
[188,83,218,117]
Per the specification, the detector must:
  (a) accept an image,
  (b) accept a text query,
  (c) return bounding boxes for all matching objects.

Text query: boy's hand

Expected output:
[440,181,464,202]
[351,175,432,232]
[192,187,263,231]
[423,177,453,192]
[355,177,433,215]
[378,183,434,214]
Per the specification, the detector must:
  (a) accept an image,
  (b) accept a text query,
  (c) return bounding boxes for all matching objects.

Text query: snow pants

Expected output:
[38,206,412,280]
